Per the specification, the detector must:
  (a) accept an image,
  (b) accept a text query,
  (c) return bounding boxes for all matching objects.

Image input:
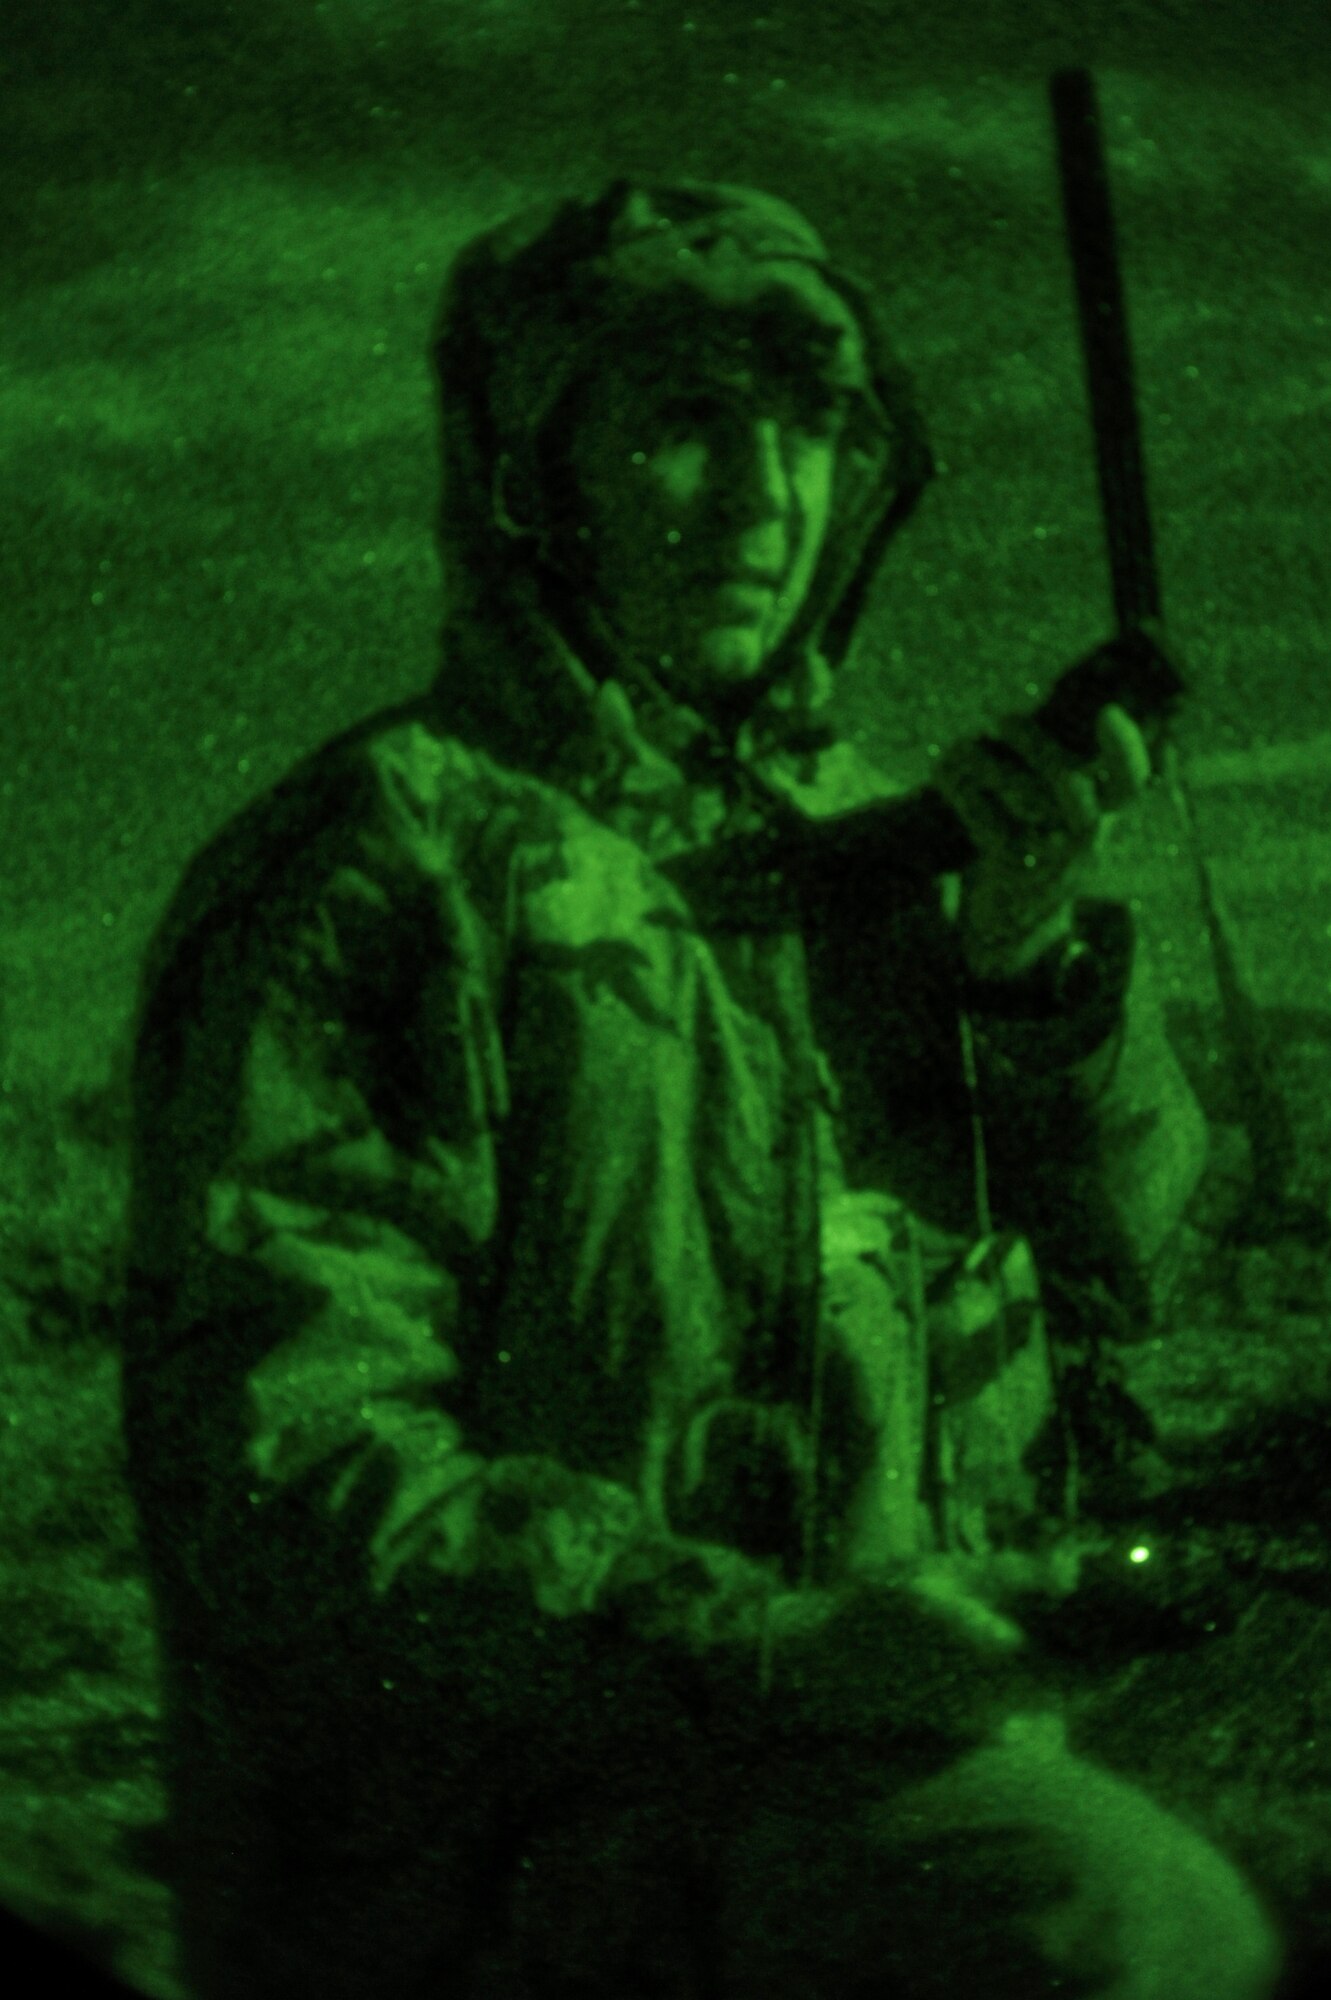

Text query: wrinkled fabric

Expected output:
[117,177,1211,1996]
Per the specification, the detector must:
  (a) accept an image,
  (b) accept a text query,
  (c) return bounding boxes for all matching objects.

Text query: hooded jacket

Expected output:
[118,178,1208,1981]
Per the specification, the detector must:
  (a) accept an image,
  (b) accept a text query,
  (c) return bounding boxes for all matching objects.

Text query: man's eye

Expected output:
[660,397,721,431]
[649,391,846,443]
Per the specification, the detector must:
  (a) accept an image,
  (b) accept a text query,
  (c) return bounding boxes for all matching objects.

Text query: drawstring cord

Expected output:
[957,1003,993,1242]
[759,929,1087,1698]
[955,998,1080,1542]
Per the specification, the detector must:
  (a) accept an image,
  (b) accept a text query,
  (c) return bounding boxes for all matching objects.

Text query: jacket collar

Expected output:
[435,575,845,863]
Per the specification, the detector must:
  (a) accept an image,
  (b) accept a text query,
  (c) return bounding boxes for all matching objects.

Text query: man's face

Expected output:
[558,355,846,709]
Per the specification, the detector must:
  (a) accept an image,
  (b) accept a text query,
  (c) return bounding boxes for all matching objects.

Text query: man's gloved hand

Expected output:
[933,688,1155,983]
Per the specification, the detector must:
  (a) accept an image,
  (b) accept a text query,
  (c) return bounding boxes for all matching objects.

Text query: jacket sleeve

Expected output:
[122,756,821,1741]
[963,894,1210,1284]
[816,876,1207,1309]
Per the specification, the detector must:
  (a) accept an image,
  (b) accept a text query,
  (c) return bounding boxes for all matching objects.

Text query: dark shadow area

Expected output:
[1011,1397,1331,1677]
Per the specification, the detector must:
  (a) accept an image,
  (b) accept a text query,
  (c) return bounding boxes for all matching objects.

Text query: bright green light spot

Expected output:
[1129,1545,1151,1564]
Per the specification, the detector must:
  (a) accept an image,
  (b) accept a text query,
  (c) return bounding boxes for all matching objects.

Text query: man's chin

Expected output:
[674,641,790,732]
[693,627,774,683]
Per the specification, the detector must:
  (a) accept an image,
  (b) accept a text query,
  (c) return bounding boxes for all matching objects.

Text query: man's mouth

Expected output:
[698,568,783,598]
[701,579,775,622]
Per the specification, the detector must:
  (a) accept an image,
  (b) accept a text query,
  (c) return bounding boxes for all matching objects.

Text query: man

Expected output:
[118,177,1280,1998]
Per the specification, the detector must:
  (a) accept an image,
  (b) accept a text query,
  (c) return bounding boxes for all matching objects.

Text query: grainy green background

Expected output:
[2,3,1330,1995]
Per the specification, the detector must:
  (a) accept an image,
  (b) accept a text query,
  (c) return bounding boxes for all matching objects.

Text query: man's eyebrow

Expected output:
[664,373,849,406]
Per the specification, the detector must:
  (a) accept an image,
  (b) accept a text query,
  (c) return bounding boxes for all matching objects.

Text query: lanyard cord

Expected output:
[957,1002,993,1242]
[955,990,1081,1534]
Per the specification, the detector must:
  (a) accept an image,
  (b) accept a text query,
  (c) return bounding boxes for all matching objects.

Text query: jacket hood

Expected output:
[425,176,936,814]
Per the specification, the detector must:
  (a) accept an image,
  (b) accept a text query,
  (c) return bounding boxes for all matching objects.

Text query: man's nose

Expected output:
[716,419,791,518]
